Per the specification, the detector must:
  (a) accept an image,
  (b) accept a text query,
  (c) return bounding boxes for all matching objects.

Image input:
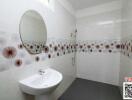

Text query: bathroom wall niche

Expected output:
[19,10,47,54]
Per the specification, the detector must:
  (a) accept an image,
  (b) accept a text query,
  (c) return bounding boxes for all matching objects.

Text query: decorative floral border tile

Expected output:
[76,40,121,53]
[0,30,123,72]
[0,31,76,72]
[121,37,132,58]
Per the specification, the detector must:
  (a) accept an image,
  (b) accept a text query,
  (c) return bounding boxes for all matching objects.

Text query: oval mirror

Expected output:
[19,10,47,54]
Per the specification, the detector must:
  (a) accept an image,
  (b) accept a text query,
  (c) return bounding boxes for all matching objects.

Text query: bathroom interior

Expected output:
[0,0,132,100]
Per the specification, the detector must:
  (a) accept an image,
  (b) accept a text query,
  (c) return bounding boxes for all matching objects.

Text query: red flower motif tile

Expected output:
[18,44,23,49]
[3,47,17,59]
[35,56,40,62]
[44,46,49,53]
[15,59,22,67]
[54,46,58,52]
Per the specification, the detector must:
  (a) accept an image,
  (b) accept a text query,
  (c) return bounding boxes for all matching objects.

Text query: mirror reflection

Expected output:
[19,10,47,54]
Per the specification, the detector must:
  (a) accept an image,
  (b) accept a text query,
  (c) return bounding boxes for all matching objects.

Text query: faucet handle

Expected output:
[38,69,45,75]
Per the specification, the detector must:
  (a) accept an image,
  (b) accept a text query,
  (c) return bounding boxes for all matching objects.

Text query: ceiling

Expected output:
[68,0,117,10]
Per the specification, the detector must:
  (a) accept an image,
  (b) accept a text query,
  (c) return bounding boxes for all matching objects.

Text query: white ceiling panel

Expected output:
[68,0,117,10]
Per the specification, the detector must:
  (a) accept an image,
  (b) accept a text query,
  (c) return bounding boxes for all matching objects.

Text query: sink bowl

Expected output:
[19,68,63,95]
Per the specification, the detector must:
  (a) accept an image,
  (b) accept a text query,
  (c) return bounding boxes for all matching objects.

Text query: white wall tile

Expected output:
[76,1,122,85]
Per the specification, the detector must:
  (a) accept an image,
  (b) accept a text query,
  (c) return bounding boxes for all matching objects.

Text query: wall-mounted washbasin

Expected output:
[19,68,63,95]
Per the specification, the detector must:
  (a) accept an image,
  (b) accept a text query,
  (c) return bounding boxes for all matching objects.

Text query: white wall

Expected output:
[120,0,132,38]
[119,0,132,94]
[76,1,122,85]
[77,53,120,85]
[0,0,76,100]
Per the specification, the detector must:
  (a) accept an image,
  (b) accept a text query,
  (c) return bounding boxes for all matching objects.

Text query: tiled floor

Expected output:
[59,78,122,100]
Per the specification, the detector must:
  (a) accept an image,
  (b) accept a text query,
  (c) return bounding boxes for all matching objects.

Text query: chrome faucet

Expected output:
[38,69,45,75]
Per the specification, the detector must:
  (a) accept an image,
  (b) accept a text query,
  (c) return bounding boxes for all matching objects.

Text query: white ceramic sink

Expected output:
[19,68,63,95]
